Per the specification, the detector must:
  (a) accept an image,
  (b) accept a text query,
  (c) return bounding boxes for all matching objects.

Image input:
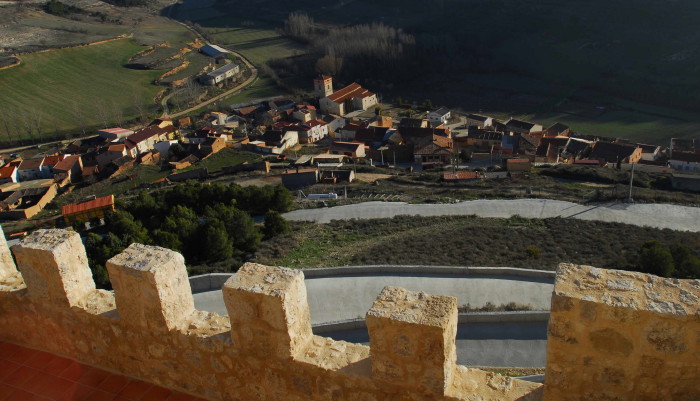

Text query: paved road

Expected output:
[192,272,554,324]
[192,272,552,367]
[283,199,700,232]
[320,321,548,367]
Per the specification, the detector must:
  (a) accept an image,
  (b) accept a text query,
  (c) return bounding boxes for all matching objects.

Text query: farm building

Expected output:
[98,128,134,141]
[199,44,230,60]
[200,63,240,86]
[62,195,115,226]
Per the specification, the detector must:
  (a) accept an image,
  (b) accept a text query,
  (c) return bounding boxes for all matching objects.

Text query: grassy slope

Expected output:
[169,3,300,102]
[253,215,700,270]
[0,39,162,136]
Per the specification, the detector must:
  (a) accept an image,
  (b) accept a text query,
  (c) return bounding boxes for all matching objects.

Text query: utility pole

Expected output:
[626,162,635,202]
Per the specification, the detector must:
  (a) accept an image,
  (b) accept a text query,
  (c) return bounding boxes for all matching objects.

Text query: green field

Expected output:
[0,39,163,138]
[184,148,261,172]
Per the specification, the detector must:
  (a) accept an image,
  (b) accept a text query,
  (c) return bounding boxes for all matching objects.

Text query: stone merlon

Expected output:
[0,228,697,401]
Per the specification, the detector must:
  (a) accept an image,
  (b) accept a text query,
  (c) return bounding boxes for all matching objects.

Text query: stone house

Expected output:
[53,155,83,182]
[669,151,700,173]
[200,62,240,86]
[0,164,18,184]
[40,155,65,179]
[17,158,44,181]
[262,130,298,152]
[125,125,175,158]
[281,168,319,189]
[426,107,451,127]
[329,142,366,159]
[505,118,543,135]
[96,144,128,167]
[465,114,493,129]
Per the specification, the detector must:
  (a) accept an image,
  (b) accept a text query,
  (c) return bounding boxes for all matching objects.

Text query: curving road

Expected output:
[283,199,700,232]
[191,267,554,367]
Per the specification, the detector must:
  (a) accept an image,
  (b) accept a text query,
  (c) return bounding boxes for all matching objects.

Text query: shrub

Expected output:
[525,245,541,259]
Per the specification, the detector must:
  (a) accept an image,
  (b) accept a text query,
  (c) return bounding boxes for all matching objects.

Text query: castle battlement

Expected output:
[0,227,697,401]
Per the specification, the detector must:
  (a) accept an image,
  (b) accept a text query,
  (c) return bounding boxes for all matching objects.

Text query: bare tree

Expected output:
[0,110,16,145]
[29,107,44,143]
[94,100,111,128]
[111,100,124,127]
[132,91,149,124]
[71,101,87,137]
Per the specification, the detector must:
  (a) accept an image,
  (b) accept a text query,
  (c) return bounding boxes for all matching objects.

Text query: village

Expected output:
[0,70,698,231]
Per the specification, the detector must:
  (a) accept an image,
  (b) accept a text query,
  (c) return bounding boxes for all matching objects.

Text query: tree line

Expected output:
[83,182,293,288]
[281,12,419,84]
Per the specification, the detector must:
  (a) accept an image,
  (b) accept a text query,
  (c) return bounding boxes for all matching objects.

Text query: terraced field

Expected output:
[0,39,163,139]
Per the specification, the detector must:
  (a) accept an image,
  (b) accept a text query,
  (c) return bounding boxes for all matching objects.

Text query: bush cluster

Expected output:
[83,182,293,288]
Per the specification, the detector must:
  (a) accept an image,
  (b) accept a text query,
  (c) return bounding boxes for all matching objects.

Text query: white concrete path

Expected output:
[283,199,700,232]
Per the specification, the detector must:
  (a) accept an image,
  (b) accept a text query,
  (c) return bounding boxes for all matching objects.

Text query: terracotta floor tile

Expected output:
[27,395,53,401]
[24,351,57,370]
[57,362,85,381]
[164,394,194,401]
[55,383,95,401]
[30,374,74,399]
[97,375,129,394]
[4,389,35,401]
[76,368,110,388]
[42,357,73,377]
[6,347,38,365]
[117,380,152,400]
[84,389,117,401]
[0,383,17,401]
[3,366,41,388]
[138,385,173,401]
[0,360,21,381]
[0,342,20,359]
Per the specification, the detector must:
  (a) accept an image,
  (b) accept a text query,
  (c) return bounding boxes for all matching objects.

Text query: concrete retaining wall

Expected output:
[188,265,556,293]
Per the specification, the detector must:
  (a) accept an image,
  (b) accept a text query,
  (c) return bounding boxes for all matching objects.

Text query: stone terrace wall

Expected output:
[0,228,542,401]
[544,263,700,401]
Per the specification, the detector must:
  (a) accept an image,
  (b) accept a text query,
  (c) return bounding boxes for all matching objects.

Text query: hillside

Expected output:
[169,0,700,144]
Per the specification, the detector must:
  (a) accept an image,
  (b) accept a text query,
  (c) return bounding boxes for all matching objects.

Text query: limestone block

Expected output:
[0,225,17,281]
[223,263,312,360]
[12,229,95,307]
[107,243,195,332]
[544,263,700,401]
[366,286,457,395]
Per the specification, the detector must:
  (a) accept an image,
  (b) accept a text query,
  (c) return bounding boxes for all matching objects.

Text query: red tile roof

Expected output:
[18,158,44,171]
[0,164,17,179]
[62,195,114,216]
[444,172,481,180]
[53,155,81,172]
[326,83,375,104]
[108,144,126,152]
[0,341,205,400]
[43,155,64,167]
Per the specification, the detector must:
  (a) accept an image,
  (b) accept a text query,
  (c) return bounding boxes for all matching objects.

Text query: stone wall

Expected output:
[544,263,700,401]
[0,228,697,401]
[0,229,542,401]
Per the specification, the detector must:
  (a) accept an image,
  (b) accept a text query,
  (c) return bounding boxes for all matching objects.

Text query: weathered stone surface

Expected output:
[12,229,95,308]
[366,286,457,395]
[544,264,700,401]
[107,243,195,331]
[589,328,633,357]
[223,263,312,360]
[10,230,696,401]
[0,225,17,281]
